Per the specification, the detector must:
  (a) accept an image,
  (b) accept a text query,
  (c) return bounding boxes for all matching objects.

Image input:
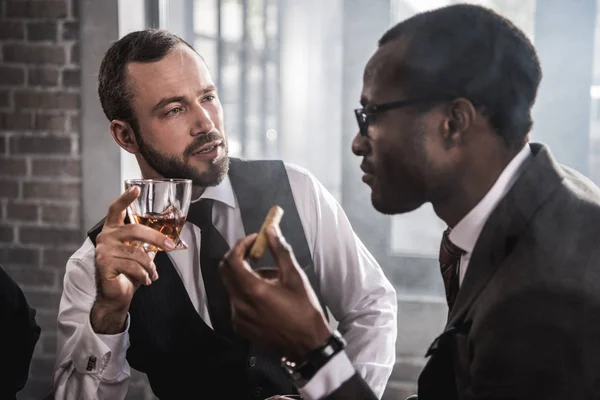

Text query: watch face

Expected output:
[282,358,301,377]
[322,344,335,357]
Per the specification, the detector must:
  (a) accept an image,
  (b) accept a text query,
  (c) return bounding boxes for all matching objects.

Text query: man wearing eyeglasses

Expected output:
[220,3,600,400]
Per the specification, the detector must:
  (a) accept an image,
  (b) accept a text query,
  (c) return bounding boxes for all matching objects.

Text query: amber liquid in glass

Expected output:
[131,207,187,251]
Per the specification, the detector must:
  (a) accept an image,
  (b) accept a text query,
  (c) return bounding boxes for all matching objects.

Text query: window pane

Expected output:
[245,54,264,159]
[221,0,243,43]
[220,45,241,103]
[265,61,278,116]
[194,0,218,37]
[223,103,242,157]
[220,46,242,155]
[264,115,278,159]
[266,0,278,38]
[193,37,219,82]
[245,128,262,159]
[248,0,265,50]
[186,0,280,160]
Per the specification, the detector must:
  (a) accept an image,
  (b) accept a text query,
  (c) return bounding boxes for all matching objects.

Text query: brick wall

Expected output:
[0,0,81,398]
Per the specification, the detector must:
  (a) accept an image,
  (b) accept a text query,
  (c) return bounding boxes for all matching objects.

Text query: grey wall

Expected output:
[80,0,121,231]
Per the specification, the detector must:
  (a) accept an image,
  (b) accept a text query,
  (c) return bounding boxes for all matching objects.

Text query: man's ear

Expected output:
[110,120,140,154]
[440,98,476,148]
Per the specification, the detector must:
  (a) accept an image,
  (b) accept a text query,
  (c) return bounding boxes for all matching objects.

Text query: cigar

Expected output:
[248,205,284,262]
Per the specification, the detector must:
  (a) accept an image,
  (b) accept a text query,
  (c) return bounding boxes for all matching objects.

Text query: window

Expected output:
[190,0,281,159]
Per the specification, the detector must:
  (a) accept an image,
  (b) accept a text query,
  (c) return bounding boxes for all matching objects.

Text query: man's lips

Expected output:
[360,162,374,175]
[192,139,223,155]
[360,162,375,185]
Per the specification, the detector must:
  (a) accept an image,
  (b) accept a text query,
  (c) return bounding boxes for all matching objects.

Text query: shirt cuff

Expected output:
[72,313,131,380]
[298,350,355,400]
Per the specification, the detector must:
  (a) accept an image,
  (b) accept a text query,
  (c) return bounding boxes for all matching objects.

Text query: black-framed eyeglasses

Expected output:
[354,98,441,137]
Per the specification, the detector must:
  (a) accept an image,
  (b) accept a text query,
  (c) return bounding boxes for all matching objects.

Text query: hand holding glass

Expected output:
[124,178,192,252]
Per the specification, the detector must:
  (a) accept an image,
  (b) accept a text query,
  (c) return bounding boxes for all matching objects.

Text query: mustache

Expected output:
[184,132,224,157]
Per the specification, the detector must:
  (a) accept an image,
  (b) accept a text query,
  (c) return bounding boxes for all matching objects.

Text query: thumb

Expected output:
[106,186,140,227]
[266,224,303,287]
[219,234,261,297]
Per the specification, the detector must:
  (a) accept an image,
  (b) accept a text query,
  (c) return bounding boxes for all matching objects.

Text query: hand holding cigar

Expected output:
[248,205,284,262]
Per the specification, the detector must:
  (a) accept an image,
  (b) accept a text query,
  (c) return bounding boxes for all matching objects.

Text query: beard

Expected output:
[134,128,230,187]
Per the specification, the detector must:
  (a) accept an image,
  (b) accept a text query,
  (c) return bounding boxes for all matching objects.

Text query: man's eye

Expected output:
[166,107,183,116]
[204,95,216,102]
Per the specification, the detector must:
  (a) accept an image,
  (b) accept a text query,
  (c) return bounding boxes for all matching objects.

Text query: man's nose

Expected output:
[352,131,368,156]
[192,106,215,136]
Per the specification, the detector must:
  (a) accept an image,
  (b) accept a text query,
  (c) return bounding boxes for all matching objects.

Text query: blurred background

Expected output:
[1,0,599,398]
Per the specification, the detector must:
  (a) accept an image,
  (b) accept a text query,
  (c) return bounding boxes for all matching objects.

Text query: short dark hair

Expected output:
[98,29,196,127]
[379,4,542,146]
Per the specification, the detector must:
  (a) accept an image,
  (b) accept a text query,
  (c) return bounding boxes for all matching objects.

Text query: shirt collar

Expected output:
[449,144,532,254]
[190,174,236,209]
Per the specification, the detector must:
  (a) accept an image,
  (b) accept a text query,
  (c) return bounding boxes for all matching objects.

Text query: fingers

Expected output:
[146,250,157,262]
[105,186,140,227]
[230,299,259,333]
[95,248,153,286]
[265,224,301,284]
[231,233,258,261]
[230,308,259,339]
[219,234,259,296]
[229,300,277,350]
[114,259,153,286]
[99,223,176,252]
[100,242,159,281]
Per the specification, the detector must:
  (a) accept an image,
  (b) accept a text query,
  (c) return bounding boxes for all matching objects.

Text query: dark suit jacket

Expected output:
[324,143,600,400]
[0,265,41,399]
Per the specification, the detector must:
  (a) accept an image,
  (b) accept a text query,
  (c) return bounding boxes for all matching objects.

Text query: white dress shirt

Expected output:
[303,144,532,400]
[450,144,532,285]
[53,163,398,400]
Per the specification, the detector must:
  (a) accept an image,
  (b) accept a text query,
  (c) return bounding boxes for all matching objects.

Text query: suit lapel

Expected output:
[445,143,565,329]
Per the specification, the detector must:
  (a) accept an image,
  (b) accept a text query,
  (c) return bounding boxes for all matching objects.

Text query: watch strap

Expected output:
[281,330,347,386]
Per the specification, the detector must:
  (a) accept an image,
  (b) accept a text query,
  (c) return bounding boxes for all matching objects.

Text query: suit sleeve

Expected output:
[0,265,41,399]
[465,286,600,399]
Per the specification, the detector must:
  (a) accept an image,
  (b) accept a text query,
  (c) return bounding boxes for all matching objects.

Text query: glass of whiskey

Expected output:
[124,178,192,251]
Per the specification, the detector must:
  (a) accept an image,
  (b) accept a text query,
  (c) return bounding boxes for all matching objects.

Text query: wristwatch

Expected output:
[281,330,347,387]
